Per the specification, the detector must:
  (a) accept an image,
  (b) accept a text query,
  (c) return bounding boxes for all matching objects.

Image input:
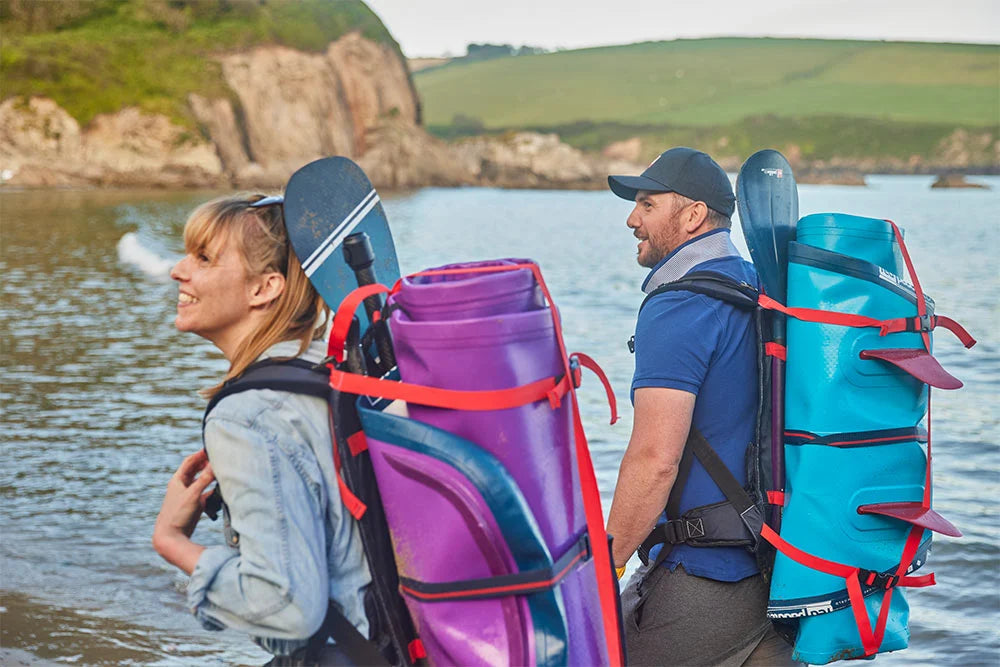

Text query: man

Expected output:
[605,147,793,665]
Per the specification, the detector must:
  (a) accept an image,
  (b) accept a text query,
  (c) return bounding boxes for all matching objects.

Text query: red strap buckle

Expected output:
[765,342,786,361]
[767,490,787,507]
[861,569,900,590]
[408,638,427,662]
[346,431,368,456]
[337,472,367,520]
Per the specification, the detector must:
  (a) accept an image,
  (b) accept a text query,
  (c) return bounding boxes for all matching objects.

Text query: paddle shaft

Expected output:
[343,233,396,371]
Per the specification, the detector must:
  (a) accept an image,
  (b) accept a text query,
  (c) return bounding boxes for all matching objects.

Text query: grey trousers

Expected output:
[620,562,798,666]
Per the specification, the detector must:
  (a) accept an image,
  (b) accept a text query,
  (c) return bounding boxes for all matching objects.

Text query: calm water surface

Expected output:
[2,178,998,665]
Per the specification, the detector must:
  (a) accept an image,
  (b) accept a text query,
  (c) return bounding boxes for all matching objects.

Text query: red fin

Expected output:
[860,348,963,390]
[857,501,962,537]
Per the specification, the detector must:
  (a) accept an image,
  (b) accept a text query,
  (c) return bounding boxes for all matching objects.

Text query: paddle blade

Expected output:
[736,150,798,304]
[283,156,400,310]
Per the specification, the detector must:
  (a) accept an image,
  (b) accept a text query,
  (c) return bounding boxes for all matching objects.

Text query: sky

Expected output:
[364,0,999,57]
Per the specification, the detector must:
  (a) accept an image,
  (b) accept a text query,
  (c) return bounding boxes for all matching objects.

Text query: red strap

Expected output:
[924,391,933,508]
[767,490,787,506]
[760,525,932,589]
[762,522,934,656]
[765,342,787,360]
[526,261,623,667]
[759,293,893,331]
[327,412,364,520]
[934,315,976,348]
[337,473,367,520]
[757,296,974,348]
[329,367,571,411]
[346,431,368,456]
[845,569,881,656]
[761,524,856,580]
[328,283,391,363]
[408,639,427,662]
[572,352,619,425]
[886,221,930,352]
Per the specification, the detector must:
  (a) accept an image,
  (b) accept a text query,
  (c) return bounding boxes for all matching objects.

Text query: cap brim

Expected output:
[607,174,673,201]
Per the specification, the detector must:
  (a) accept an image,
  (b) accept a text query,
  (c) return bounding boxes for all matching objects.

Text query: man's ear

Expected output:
[682,201,710,233]
[249,272,286,308]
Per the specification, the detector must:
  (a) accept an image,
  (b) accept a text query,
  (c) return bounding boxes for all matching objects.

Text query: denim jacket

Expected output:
[187,340,371,656]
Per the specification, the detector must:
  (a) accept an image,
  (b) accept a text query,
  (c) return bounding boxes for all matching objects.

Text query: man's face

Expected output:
[626,190,688,268]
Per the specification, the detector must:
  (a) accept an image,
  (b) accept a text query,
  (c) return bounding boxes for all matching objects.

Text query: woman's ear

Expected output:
[248,272,286,307]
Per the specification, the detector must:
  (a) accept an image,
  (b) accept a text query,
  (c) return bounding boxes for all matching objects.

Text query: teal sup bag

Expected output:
[765,214,973,663]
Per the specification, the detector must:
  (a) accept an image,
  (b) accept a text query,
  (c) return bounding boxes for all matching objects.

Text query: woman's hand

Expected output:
[153,450,215,574]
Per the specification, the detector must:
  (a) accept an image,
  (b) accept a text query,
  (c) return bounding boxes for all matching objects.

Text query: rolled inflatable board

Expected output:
[359,260,612,667]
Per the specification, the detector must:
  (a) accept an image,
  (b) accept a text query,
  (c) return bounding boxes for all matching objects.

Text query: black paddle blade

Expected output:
[283,156,400,310]
[736,150,798,304]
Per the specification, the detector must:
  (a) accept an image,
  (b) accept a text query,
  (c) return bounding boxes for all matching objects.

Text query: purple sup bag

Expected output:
[356,260,607,666]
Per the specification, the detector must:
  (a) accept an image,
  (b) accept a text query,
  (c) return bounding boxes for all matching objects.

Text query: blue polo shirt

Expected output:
[632,229,759,582]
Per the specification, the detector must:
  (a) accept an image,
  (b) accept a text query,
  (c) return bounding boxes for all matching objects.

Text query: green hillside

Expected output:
[415,38,999,163]
[1,0,398,128]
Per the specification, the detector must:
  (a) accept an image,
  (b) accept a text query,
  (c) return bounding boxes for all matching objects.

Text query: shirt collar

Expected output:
[641,228,740,294]
[257,339,327,364]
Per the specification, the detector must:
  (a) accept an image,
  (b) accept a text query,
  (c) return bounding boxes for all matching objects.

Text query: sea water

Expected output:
[1,177,997,665]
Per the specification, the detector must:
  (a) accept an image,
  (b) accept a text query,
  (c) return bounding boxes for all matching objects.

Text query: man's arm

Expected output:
[606,386,695,568]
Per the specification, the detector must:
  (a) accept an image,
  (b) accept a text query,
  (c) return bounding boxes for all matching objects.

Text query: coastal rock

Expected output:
[207,33,419,184]
[0,97,84,185]
[931,174,988,189]
[934,129,999,171]
[358,117,473,189]
[0,97,82,158]
[82,107,223,187]
[188,93,251,174]
[0,97,224,187]
[603,137,643,163]
[455,132,608,189]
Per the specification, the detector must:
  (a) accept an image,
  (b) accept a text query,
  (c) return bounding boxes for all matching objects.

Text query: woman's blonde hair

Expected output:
[183,194,329,398]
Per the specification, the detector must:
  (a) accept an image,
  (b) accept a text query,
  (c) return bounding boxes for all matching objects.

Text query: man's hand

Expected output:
[152,450,214,574]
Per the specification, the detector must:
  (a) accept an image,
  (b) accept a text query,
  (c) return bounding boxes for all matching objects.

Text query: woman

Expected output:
[152,194,371,664]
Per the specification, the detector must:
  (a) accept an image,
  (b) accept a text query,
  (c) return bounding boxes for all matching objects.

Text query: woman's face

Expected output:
[170,231,257,355]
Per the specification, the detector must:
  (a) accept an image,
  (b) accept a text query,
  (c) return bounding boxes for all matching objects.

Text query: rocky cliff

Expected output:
[1,31,641,192]
[1,32,430,189]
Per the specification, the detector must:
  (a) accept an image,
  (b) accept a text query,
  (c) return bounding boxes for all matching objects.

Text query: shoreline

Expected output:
[1,172,995,194]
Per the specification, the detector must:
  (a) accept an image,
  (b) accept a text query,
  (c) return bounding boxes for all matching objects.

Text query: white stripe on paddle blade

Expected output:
[302,189,379,277]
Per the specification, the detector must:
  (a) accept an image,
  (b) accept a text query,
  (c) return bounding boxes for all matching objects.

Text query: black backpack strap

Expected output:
[639,426,765,569]
[200,358,332,521]
[304,601,390,666]
[639,271,759,314]
[203,358,332,422]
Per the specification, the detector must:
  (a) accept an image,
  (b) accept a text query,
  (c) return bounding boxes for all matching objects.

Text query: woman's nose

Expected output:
[170,255,188,281]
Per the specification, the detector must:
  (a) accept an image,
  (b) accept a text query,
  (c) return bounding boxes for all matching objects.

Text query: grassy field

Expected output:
[1,0,398,128]
[415,38,999,134]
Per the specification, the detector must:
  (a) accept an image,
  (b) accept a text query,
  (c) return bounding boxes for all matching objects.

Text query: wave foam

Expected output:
[117,232,175,281]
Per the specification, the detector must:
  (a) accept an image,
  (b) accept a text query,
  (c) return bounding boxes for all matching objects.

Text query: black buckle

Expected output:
[662,519,686,544]
[907,314,934,333]
[860,568,899,590]
[627,335,635,354]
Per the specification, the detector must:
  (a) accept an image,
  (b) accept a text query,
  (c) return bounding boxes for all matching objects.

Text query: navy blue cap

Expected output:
[608,147,735,217]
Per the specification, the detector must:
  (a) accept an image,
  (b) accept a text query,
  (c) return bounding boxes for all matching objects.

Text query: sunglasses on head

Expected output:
[249,195,284,208]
